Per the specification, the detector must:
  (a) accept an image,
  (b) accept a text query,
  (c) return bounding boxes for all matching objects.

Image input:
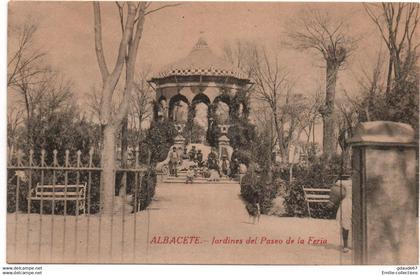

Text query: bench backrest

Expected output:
[303,187,330,202]
[34,183,86,198]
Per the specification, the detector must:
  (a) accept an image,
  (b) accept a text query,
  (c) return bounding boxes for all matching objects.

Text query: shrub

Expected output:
[135,169,157,211]
[144,120,177,163]
[282,154,344,218]
[7,170,29,213]
[240,168,281,214]
[14,106,101,164]
[228,119,257,152]
[7,168,156,215]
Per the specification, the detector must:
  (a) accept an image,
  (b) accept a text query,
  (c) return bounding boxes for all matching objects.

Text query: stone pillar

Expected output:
[218,135,230,158]
[217,125,232,160]
[174,123,186,149]
[348,121,418,265]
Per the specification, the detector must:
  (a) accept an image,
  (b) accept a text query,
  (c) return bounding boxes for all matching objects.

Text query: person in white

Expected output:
[337,179,352,253]
[328,178,352,253]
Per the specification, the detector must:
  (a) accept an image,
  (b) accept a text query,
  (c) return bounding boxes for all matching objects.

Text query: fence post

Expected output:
[348,121,418,264]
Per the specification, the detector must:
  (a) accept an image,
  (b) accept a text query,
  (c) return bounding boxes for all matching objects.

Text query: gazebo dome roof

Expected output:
[151,38,248,82]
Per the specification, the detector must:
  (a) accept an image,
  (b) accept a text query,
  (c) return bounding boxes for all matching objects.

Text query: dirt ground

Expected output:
[7,183,352,264]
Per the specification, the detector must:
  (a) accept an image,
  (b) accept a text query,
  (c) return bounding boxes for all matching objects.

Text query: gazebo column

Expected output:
[229,97,239,121]
[185,104,196,144]
[153,100,159,121]
[217,124,231,159]
[206,103,217,146]
[167,94,173,121]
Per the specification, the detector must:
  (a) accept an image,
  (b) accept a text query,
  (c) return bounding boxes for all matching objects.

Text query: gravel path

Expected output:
[7,183,352,264]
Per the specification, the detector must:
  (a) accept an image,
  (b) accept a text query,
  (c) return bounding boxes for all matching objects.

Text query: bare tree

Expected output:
[286,8,357,158]
[7,106,24,148]
[130,69,153,146]
[223,39,258,78]
[93,2,180,214]
[336,99,359,170]
[296,90,323,145]
[8,21,46,88]
[86,86,104,123]
[364,3,419,93]
[8,21,52,145]
[347,51,387,123]
[252,47,308,163]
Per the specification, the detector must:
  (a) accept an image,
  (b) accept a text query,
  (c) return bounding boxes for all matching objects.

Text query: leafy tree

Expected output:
[143,120,177,164]
[228,119,257,152]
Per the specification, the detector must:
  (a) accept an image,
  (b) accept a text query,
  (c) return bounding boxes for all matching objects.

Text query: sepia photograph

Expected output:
[4,0,419,268]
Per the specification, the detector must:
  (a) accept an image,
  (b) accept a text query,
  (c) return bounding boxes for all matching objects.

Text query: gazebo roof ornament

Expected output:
[150,37,250,82]
[193,37,209,51]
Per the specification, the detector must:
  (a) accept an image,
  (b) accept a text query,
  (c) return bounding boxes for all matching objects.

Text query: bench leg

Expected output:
[79,201,84,215]
[306,201,312,218]
[27,198,30,214]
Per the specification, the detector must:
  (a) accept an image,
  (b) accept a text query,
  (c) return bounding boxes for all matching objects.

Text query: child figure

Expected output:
[186,166,195,184]
[328,178,352,253]
[338,179,352,253]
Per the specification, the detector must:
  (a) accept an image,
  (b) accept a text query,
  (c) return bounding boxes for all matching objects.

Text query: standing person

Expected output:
[196,149,203,167]
[188,146,197,161]
[230,148,239,176]
[338,179,352,253]
[168,147,179,177]
[182,147,189,160]
[220,156,230,177]
[186,166,195,184]
[207,148,220,175]
[328,178,352,253]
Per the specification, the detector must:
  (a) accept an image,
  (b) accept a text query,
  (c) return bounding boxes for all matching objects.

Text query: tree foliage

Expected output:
[143,119,177,164]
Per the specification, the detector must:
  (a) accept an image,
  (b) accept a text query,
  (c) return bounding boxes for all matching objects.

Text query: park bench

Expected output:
[27,182,87,215]
[302,187,331,218]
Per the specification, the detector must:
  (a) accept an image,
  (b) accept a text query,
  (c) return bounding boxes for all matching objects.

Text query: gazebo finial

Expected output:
[194,34,208,50]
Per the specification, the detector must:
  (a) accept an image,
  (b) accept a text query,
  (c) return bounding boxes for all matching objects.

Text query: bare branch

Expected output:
[144,3,181,16]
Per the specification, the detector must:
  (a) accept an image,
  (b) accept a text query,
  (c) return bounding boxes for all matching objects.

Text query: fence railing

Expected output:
[6,147,155,263]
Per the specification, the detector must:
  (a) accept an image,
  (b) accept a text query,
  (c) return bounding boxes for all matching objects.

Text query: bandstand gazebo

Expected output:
[148,37,253,149]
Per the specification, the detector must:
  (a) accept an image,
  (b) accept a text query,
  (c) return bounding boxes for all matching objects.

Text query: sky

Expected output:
[8,1,384,100]
[8,1,392,143]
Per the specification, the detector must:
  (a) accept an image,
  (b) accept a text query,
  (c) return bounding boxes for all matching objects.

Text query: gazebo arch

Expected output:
[156,95,168,119]
[192,93,211,107]
[148,37,252,146]
[179,87,195,104]
[169,94,189,121]
[213,94,231,105]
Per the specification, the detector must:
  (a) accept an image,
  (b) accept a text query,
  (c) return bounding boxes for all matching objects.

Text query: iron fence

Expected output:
[6,147,155,263]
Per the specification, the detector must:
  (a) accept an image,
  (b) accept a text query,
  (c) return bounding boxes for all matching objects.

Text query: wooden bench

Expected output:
[27,182,87,215]
[302,187,330,218]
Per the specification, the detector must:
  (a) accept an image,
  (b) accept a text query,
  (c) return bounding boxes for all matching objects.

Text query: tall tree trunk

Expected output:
[322,61,338,158]
[22,88,33,146]
[386,55,393,95]
[137,121,143,153]
[101,125,116,215]
[267,116,273,183]
[272,112,286,162]
[119,116,128,197]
